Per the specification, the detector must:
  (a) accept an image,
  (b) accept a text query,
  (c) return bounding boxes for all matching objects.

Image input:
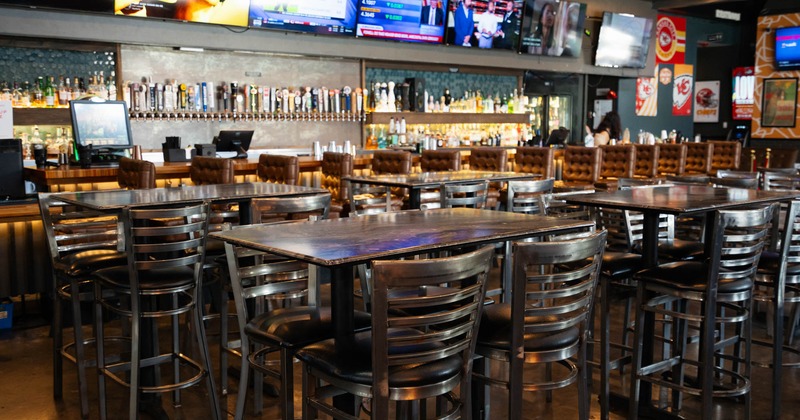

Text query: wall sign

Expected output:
[762,77,798,127]
[694,81,720,123]
[636,77,658,117]
[732,66,755,120]
[672,64,693,116]
[656,15,686,64]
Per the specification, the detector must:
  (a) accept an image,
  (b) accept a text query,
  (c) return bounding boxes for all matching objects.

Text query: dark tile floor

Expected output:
[1,292,800,419]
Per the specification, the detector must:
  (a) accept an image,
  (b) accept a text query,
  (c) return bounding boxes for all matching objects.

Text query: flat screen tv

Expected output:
[356,0,449,44]
[519,0,586,57]
[594,12,653,69]
[70,100,134,149]
[114,0,250,27]
[0,0,112,12]
[445,0,523,50]
[248,0,358,35]
[775,26,800,70]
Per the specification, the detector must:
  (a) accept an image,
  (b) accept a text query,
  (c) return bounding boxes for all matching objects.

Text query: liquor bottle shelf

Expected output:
[127,111,365,123]
[365,112,531,125]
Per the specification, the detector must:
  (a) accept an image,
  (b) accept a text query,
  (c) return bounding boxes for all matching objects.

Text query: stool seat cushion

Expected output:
[657,239,705,261]
[55,250,127,277]
[477,303,580,351]
[296,328,462,387]
[602,252,644,280]
[95,266,197,290]
[635,261,753,293]
[246,307,371,350]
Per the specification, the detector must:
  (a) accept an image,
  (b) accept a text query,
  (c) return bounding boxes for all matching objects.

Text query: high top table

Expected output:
[55,182,327,224]
[210,208,592,414]
[343,171,538,209]
[565,184,799,419]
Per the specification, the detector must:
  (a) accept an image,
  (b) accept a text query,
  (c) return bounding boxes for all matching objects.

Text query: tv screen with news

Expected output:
[248,0,358,35]
[114,0,250,27]
[445,0,523,51]
[775,26,800,71]
[519,0,585,57]
[594,12,653,68]
[356,0,449,44]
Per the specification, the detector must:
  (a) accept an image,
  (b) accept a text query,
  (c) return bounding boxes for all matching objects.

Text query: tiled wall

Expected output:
[366,68,520,103]
[0,46,115,86]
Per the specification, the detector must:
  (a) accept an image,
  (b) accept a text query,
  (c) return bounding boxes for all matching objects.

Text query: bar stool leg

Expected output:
[628,285,647,420]
[53,280,63,401]
[129,295,141,420]
[69,278,90,419]
[94,283,108,420]
[193,294,222,420]
[172,294,181,406]
[599,277,611,420]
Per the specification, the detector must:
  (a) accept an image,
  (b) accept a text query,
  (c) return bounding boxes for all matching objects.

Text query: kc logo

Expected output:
[673,74,692,109]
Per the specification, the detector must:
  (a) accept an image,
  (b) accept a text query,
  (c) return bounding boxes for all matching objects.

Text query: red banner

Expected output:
[672,64,693,116]
[636,77,657,117]
[656,15,686,64]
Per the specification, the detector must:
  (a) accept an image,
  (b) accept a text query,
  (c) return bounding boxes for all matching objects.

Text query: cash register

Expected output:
[70,99,133,166]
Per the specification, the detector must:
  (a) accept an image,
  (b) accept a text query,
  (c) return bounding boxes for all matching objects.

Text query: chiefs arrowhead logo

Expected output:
[673,74,692,109]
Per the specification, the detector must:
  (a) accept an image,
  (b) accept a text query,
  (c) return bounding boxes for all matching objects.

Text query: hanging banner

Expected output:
[673,64,693,116]
[732,66,755,120]
[694,81,720,123]
[656,15,686,64]
[636,77,658,116]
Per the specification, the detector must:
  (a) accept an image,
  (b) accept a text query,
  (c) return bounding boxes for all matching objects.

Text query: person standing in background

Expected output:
[453,0,475,47]
[494,0,519,49]
[475,0,501,49]
[585,111,622,146]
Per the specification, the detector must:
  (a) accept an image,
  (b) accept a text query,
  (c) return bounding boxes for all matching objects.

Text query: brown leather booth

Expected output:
[469,147,508,209]
[420,149,461,172]
[684,142,713,174]
[656,144,687,176]
[117,157,156,189]
[190,156,235,185]
[708,140,741,175]
[633,144,659,178]
[321,151,353,218]
[257,154,299,185]
[514,146,554,178]
[556,146,601,191]
[371,150,412,175]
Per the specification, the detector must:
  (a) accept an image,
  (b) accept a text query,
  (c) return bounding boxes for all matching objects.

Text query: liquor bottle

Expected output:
[58,77,70,107]
[44,76,56,108]
[507,92,514,114]
[475,90,483,114]
[33,76,44,107]
[0,82,10,101]
[11,82,22,107]
[71,77,81,100]
[107,71,117,101]
[97,71,108,100]
[20,81,31,107]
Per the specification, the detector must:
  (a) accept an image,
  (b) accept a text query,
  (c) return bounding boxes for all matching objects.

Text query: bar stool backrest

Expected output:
[685,142,714,174]
[506,178,554,214]
[599,144,635,179]
[421,149,461,172]
[562,146,602,183]
[656,144,687,176]
[39,193,120,262]
[709,140,742,175]
[633,144,659,178]
[371,150,412,175]
[118,157,156,190]
[763,170,800,191]
[514,146,554,178]
[708,205,775,289]
[190,156,235,185]
[251,193,331,224]
[321,151,353,203]
[368,245,494,417]
[257,154,299,185]
[469,147,508,172]
[439,180,489,209]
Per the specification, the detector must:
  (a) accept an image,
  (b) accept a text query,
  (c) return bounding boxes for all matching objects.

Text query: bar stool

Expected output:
[40,193,126,419]
[709,140,742,175]
[629,204,776,419]
[684,142,714,175]
[469,147,508,209]
[472,231,607,420]
[118,157,156,189]
[505,178,554,215]
[320,151,353,218]
[633,144,660,179]
[595,144,635,191]
[513,146,554,178]
[298,246,494,419]
[93,201,221,420]
[371,149,411,210]
[419,149,462,208]
[256,154,299,185]
[656,144,687,177]
[438,179,489,209]
[554,146,601,192]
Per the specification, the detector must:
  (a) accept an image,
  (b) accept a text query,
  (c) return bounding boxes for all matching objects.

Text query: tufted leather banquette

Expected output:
[684,142,713,174]
[469,147,508,209]
[257,154,299,185]
[371,150,412,175]
[656,144,687,176]
[633,144,659,178]
[562,146,602,184]
[321,151,353,218]
[420,149,461,172]
[117,157,156,190]
[599,144,635,179]
[708,140,741,175]
[514,146,554,178]
[190,156,235,185]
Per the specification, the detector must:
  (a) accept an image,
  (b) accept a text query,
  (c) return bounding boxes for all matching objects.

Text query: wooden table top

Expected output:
[343,171,537,188]
[564,184,798,215]
[209,208,593,267]
[55,183,326,210]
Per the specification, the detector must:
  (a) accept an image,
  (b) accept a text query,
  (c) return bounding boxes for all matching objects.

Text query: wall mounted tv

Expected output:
[356,0,449,44]
[775,26,800,70]
[114,0,250,27]
[445,0,523,51]
[519,0,586,57]
[594,12,653,69]
[248,0,358,35]
[0,0,112,12]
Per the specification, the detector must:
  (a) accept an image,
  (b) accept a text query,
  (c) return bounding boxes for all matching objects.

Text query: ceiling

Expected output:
[648,0,768,23]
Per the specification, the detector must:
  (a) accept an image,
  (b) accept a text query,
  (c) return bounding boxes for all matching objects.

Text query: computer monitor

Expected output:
[213,130,254,159]
[545,127,570,147]
[70,100,133,149]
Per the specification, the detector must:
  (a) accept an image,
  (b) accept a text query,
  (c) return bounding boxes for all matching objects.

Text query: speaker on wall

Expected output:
[0,139,26,200]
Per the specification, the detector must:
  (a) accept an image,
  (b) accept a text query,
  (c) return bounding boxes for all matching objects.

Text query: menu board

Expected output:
[356,0,448,44]
[114,0,250,27]
[249,0,358,35]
